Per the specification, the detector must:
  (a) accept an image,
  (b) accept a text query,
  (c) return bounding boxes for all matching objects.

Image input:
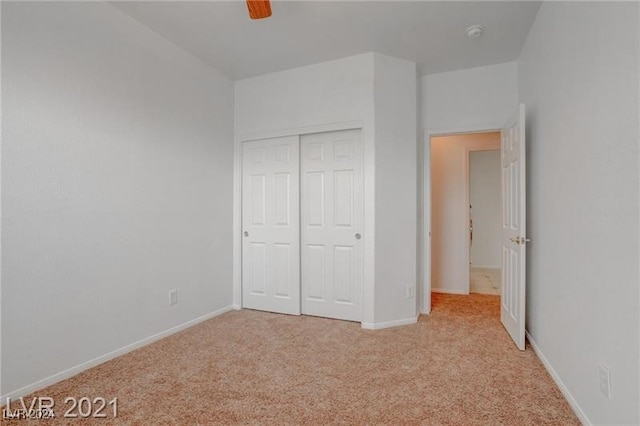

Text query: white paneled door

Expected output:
[242,136,300,315]
[300,129,363,321]
[501,104,527,350]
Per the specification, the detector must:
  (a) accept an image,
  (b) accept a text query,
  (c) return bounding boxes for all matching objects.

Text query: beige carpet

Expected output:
[4,294,578,425]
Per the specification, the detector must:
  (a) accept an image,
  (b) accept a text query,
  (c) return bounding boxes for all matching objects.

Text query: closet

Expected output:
[241,129,363,321]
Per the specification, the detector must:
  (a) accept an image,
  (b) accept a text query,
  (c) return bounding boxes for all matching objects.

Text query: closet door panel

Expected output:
[242,136,300,315]
[301,129,363,321]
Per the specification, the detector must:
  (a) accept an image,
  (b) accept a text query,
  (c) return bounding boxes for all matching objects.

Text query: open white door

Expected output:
[501,104,527,350]
[242,136,300,315]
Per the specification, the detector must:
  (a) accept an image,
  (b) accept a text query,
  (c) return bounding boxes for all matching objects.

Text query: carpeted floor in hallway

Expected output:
[3,293,579,425]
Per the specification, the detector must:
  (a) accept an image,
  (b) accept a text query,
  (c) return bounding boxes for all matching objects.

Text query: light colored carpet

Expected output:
[4,294,578,425]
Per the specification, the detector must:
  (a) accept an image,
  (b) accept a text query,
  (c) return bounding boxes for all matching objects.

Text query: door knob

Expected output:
[243,231,249,237]
[510,236,531,245]
[355,233,361,240]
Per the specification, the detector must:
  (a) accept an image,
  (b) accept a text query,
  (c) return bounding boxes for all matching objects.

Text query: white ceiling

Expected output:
[113,1,541,80]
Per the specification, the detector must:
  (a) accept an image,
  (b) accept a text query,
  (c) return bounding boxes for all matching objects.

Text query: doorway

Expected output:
[422,104,527,349]
[429,132,500,296]
[468,148,502,295]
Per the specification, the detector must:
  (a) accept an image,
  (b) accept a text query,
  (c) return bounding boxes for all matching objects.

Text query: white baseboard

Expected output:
[431,287,468,295]
[232,304,242,310]
[525,331,591,426]
[361,313,419,330]
[1,305,234,402]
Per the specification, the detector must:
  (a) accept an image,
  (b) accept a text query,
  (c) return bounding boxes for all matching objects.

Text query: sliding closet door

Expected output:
[300,129,363,321]
[242,136,300,315]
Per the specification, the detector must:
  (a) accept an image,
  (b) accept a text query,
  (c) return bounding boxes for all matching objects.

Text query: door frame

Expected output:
[421,123,502,314]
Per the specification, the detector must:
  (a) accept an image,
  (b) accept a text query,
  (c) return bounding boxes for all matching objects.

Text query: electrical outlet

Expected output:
[169,290,178,306]
[598,364,612,399]
[406,285,415,299]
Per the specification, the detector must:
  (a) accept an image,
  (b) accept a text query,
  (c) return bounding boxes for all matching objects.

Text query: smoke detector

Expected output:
[466,25,484,38]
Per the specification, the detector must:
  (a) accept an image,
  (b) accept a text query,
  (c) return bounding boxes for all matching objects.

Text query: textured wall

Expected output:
[2,2,234,396]
[518,2,639,423]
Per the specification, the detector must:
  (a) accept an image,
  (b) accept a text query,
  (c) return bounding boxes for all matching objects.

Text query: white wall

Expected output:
[518,2,639,424]
[430,133,499,294]
[1,2,234,397]
[373,54,418,325]
[469,150,501,269]
[234,54,375,139]
[422,62,518,132]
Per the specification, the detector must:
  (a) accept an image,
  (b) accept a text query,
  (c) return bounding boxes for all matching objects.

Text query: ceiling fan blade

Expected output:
[246,0,272,20]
